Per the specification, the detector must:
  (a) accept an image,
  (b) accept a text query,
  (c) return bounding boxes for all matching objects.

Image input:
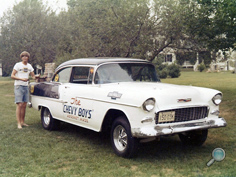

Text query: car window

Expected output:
[70,67,93,84]
[94,63,159,84]
[52,67,71,83]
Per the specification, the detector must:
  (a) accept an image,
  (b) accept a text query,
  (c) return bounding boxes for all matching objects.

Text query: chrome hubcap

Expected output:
[113,125,128,151]
[43,109,50,126]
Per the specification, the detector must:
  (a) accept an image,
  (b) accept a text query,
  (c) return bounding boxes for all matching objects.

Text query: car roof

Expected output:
[56,57,150,71]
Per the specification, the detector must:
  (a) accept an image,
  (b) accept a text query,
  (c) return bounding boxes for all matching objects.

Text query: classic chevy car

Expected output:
[29,58,227,157]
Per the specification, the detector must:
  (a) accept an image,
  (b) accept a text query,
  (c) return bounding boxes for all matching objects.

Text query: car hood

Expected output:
[96,82,221,110]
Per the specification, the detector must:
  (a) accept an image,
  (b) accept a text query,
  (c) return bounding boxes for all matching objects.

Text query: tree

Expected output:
[148,0,190,61]
[58,0,198,64]
[182,0,236,52]
[1,0,235,76]
[0,0,59,76]
[59,0,153,60]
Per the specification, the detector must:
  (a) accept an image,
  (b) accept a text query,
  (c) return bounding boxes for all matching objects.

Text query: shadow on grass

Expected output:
[137,137,214,159]
[44,121,219,160]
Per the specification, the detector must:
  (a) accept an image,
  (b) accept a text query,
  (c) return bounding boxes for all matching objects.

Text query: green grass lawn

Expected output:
[0,72,235,177]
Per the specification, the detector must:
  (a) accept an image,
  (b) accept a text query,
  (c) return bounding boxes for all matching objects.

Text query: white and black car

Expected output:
[29,58,227,157]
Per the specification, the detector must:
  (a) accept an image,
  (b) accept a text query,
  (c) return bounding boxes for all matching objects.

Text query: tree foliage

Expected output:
[0,0,59,75]
[59,0,154,61]
[0,0,235,76]
[182,0,236,52]
[59,0,204,63]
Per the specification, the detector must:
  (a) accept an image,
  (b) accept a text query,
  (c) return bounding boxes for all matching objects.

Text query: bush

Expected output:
[155,62,168,79]
[153,59,181,79]
[167,64,181,78]
[198,63,206,72]
[159,68,168,79]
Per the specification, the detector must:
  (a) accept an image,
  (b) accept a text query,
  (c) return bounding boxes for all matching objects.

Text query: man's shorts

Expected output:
[14,85,29,103]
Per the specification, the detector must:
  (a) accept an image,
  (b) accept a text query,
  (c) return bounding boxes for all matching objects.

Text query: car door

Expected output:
[50,67,72,120]
[61,66,97,129]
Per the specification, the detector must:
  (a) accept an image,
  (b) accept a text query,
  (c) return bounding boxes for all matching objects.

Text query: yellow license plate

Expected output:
[158,111,175,123]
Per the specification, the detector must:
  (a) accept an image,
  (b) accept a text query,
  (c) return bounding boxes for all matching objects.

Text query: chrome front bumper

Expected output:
[132,117,227,138]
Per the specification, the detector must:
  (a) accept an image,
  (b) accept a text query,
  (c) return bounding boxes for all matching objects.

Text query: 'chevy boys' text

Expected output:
[63,105,92,119]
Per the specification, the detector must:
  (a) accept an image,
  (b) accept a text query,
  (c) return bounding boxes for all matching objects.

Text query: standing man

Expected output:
[11,51,39,129]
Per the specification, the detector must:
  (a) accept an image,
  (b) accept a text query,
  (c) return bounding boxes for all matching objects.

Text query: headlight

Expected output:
[212,93,222,105]
[143,98,155,112]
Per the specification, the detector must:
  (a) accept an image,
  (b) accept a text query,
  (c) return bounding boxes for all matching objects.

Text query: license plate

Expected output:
[158,111,175,123]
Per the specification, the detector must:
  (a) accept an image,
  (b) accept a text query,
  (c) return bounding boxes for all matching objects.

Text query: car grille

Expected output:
[155,107,208,124]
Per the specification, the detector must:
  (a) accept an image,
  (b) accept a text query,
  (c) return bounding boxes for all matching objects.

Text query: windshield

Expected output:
[94,63,160,84]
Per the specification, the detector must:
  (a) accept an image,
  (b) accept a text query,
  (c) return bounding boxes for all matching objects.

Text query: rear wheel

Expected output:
[41,107,60,131]
[179,129,208,146]
[111,117,139,158]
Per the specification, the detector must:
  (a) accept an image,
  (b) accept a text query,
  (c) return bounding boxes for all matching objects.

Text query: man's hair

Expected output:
[20,51,30,58]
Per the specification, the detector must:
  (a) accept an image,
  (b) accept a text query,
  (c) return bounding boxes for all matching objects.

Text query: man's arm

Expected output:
[30,72,40,80]
[11,69,28,82]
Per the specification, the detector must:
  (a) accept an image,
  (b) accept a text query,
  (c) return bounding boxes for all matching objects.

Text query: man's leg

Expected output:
[21,102,28,126]
[15,86,29,128]
[16,103,23,129]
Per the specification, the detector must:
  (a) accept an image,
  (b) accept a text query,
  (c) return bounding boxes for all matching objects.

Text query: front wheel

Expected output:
[111,117,139,158]
[179,129,208,146]
[41,107,60,131]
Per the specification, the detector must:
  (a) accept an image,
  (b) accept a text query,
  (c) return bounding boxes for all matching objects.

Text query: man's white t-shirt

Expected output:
[13,62,34,86]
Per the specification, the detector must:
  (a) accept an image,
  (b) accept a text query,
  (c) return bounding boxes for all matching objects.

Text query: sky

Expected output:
[0,0,68,17]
